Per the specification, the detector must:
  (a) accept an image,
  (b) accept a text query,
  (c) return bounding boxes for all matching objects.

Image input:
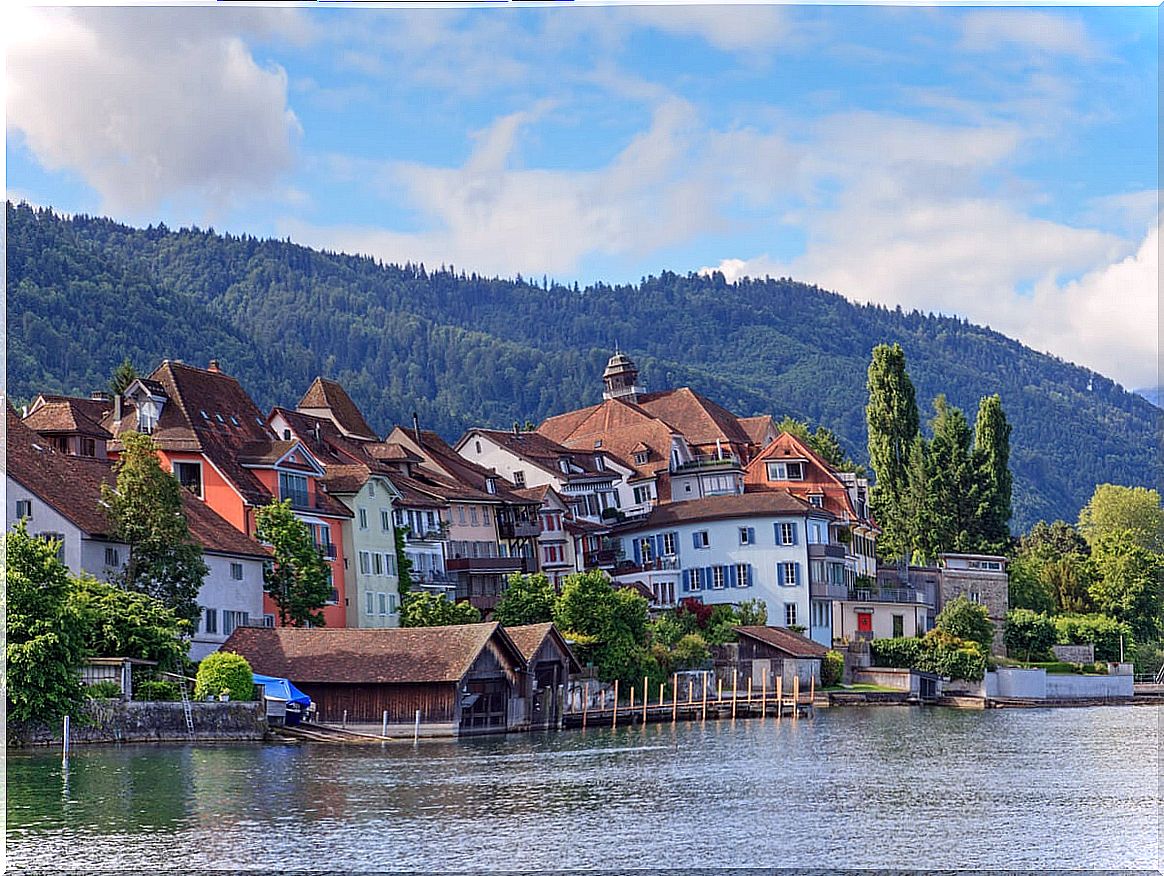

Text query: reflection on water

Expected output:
[7,706,1158,869]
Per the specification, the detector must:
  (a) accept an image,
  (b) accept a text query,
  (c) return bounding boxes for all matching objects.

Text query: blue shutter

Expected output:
[746,564,753,587]
[692,532,701,549]
[632,538,642,565]
[778,562,788,586]
[774,522,781,544]
[728,565,738,588]
[705,566,714,589]
[682,569,690,593]
[748,527,756,545]
[794,562,801,585]
[790,523,798,545]
[654,534,664,557]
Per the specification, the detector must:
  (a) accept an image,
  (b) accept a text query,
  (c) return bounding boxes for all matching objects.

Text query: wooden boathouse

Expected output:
[222,623,527,736]
[505,623,581,730]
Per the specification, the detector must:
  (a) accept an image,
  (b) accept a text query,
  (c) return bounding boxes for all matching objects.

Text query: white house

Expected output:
[610,492,840,644]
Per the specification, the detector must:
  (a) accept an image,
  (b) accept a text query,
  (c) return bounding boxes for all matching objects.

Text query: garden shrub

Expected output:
[1003,609,1057,662]
[870,636,923,668]
[194,652,254,701]
[84,681,123,699]
[871,631,987,681]
[822,650,845,687]
[134,680,181,701]
[1053,614,1132,663]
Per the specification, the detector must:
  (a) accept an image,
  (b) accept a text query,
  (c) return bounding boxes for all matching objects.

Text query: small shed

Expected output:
[80,657,158,700]
[504,623,581,730]
[221,623,528,736]
[731,626,828,689]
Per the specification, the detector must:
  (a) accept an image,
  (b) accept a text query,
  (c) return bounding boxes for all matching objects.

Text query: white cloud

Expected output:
[6,7,304,214]
[958,10,1100,61]
[622,5,798,53]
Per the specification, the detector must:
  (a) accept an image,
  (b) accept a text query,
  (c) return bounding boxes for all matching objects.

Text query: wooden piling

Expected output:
[747,677,753,705]
[776,676,783,720]
[582,681,589,729]
[701,673,708,722]
[658,682,664,708]
[793,676,800,720]
[731,673,738,719]
[760,674,767,717]
[630,685,635,713]
[810,674,815,704]
[612,680,619,729]
[672,673,679,723]
[642,677,649,724]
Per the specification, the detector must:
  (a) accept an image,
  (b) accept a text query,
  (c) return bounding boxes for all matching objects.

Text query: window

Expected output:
[736,564,750,587]
[203,608,218,635]
[559,459,570,473]
[381,509,392,532]
[808,520,826,544]
[230,562,244,580]
[373,553,384,575]
[458,506,466,525]
[766,461,805,481]
[594,455,605,471]
[712,566,725,589]
[693,530,710,549]
[366,591,375,615]
[105,547,120,567]
[784,603,798,627]
[278,472,309,508]
[808,494,824,508]
[892,614,905,638]
[513,470,526,487]
[485,478,496,495]
[779,522,798,545]
[634,450,649,465]
[327,587,339,605]
[138,408,157,434]
[662,532,676,556]
[968,591,982,604]
[779,562,799,586]
[379,593,388,615]
[389,594,398,614]
[15,499,32,520]
[359,551,371,575]
[633,485,652,504]
[174,461,202,497]
[358,508,368,530]
[223,611,249,636]
[739,527,754,545]
[470,507,478,526]
[80,438,96,457]
[690,568,703,591]
[263,614,275,628]
[639,538,653,564]
[37,532,66,561]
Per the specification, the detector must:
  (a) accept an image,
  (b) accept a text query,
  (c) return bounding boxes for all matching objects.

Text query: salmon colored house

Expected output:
[105,359,352,628]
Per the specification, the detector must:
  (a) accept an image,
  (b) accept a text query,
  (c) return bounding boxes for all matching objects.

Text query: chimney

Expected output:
[313,422,322,446]
[114,394,123,424]
[207,359,220,373]
[412,412,421,447]
[91,391,112,402]
[513,421,520,436]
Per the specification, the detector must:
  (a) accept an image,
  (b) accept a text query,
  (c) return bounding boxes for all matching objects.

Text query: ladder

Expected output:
[179,680,195,737]
[1155,662,1164,686]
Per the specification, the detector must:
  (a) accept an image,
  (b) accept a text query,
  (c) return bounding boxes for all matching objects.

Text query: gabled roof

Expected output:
[463,428,615,483]
[7,408,267,558]
[297,377,378,441]
[24,396,113,439]
[743,431,862,523]
[387,427,534,506]
[738,415,779,449]
[636,387,753,449]
[221,623,525,684]
[734,625,828,659]
[537,398,680,481]
[616,490,826,533]
[504,623,582,673]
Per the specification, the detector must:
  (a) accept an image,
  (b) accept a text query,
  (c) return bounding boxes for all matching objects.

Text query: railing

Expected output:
[584,548,619,568]
[670,454,741,473]
[446,556,525,572]
[807,543,846,560]
[316,543,338,560]
[624,556,681,573]
[809,580,848,600]
[847,587,929,605]
[497,519,541,539]
[407,526,447,542]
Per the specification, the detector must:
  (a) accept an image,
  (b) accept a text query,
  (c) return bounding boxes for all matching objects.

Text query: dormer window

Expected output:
[485,477,497,494]
[138,408,158,434]
[594,439,603,449]
[634,450,649,466]
[513,470,526,487]
[766,461,805,481]
[200,410,209,420]
[808,494,824,508]
[594,455,605,471]
[559,458,570,474]
[283,429,292,440]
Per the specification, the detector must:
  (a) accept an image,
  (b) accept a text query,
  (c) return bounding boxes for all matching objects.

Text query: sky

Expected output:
[5,3,1159,391]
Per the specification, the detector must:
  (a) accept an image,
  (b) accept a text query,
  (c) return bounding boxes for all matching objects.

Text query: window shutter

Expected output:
[791,523,798,545]
[774,522,781,544]
[728,565,738,588]
[693,532,701,549]
[633,539,642,565]
[682,569,690,593]
[748,527,756,544]
[746,565,753,587]
[705,566,713,588]
[794,562,801,585]
[654,534,664,556]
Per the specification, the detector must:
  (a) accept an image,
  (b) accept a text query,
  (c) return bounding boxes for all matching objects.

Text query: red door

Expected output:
[856,612,873,634]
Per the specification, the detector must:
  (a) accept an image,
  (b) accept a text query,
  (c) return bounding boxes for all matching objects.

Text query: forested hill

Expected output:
[7,201,1159,532]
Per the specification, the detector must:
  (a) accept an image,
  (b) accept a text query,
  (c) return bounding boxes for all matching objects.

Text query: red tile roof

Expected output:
[734,625,828,659]
[466,428,614,482]
[220,623,525,684]
[743,431,863,524]
[24,397,113,439]
[636,387,752,449]
[297,377,378,441]
[616,490,826,532]
[504,623,582,673]
[537,398,679,481]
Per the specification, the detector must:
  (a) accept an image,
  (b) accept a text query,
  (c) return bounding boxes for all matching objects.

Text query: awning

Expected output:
[253,673,312,707]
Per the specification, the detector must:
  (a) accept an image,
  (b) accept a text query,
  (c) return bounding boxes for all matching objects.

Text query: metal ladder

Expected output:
[1155,662,1164,685]
[163,671,196,737]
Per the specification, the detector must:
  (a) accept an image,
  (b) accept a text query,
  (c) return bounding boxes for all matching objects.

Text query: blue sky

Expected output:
[6,3,1159,389]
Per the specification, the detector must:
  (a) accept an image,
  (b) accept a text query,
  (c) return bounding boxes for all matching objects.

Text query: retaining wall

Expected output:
[11,700,267,746]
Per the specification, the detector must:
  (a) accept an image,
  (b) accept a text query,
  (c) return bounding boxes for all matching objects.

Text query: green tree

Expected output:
[5,524,88,726]
[70,577,190,671]
[1003,609,1057,662]
[394,527,413,597]
[736,598,768,627]
[972,394,1013,551]
[672,633,711,670]
[902,433,940,565]
[1005,553,1056,614]
[101,432,208,625]
[494,572,556,626]
[1045,555,1093,613]
[1053,613,1133,663]
[928,395,978,554]
[866,343,920,561]
[935,595,995,652]
[254,500,333,627]
[108,357,139,396]
[1021,520,1090,559]
[1078,484,1164,553]
[194,651,254,701]
[1088,530,1162,642]
[554,572,649,686]
[399,591,482,627]
[553,570,616,639]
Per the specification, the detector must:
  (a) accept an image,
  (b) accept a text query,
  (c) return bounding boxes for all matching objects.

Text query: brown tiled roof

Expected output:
[537,398,679,481]
[616,491,826,533]
[387,473,448,510]
[743,432,861,523]
[734,626,828,659]
[24,397,113,439]
[367,442,423,463]
[7,408,267,558]
[739,415,778,448]
[512,484,553,504]
[237,439,316,469]
[387,427,534,506]
[636,387,752,449]
[563,516,609,535]
[220,623,525,684]
[297,377,378,441]
[467,429,613,482]
[504,623,582,673]
[322,463,372,495]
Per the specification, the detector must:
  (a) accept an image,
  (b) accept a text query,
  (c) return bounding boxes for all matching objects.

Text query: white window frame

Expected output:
[372,553,384,576]
[784,603,798,627]
[358,508,368,530]
[781,562,797,586]
[366,591,375,615]
[662,532,676,556]
[230,562,244,580]
[640,538,653,564]
[739,527,752,545]
[736,564,749,587]
[712,566,725,590]
[780,522,796,545]
[173,460,203,498]
[694,530,710,549]
[15,499,32,519]
[381,509,392,532]
[690,568,703,591]
[359,551,371,575]
[105,546,120,567]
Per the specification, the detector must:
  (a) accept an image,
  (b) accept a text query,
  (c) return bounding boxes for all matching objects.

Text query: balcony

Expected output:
[316,543,338,560]
[670,454,741,474]
[406,526,447,542]
[808,543,846,560]
[446,556,526,573]
[583,548,619,569]
[497,518,541,539]
[809,580,848,600]
[847,587,930,605]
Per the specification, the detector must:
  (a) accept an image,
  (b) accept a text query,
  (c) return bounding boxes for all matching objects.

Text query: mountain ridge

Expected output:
[6,200,1159,532]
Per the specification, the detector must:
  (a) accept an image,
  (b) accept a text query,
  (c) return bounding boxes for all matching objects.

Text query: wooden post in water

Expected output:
[747,677,753,706]
[731,672,738,719]
[642,677,649,725]
[381,710,388,739]
[760,674,767,718]
[343,709,348,729]
[630,684,635,713]
[810,674,815,704]
[701,673,708,722]
[413,709,421,742]
[793,676,800,720]
[672,673,679,723]
[601,689,606,712]
[612,680,619,729]
[62,715,70,755]
[776,676,783,720]
[582,681,589,729]
[658,682,664,708]
[687,678,693,706]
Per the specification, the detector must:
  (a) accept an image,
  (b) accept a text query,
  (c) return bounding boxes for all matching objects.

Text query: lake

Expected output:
[6,705,1158,870]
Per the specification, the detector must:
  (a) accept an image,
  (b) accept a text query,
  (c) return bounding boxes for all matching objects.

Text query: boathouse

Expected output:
[221,623,527,736]
[727,626,828,689]
[504,623,580,730]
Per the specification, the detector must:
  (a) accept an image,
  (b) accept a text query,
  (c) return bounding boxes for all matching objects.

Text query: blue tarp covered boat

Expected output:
[253,673,312,725]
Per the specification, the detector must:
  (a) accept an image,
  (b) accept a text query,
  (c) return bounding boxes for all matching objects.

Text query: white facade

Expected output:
[341,475,402,629]
[614,513,824,633]
[7,477,120,578]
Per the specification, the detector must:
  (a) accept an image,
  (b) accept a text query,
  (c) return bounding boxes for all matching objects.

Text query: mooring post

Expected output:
[642,676,649,725]
[62,715,70,755]
[343,709,348,729]
[732,673,738,720]
[776,676,783,720]
[630,684,635,714]
[672,673,679,723]
[382,710,388,739]
[747,677,753,706]
[582,681,589,729]
[793,676,800,720]
[612,680,619,729]
[413,709,421,743]
[761,674,767,718]
[701,673,708,722]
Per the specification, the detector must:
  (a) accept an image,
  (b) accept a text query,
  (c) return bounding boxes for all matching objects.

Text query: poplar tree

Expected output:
[866,343,920,560]
[102,432,207,625]
[928,395,977,552]
[972,394,1013,551]
[902,434,939,566]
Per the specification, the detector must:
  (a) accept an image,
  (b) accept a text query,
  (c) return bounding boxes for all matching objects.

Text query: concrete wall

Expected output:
[994,667,1047,699]
[11,700,267,746]
[1045,673,1133,699]
[852,667,914,693]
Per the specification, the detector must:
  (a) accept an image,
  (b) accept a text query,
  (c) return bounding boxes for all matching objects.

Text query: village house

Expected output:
[102,360,352,627]
[504,623,581,730]
[725,625,828,690]
[7,407,267,661]
[512,485,576,588]
[610,491,838,640]
[222,623,530,736]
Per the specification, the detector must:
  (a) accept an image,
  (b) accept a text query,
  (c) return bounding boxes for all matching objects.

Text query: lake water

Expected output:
[6,706,1159,870]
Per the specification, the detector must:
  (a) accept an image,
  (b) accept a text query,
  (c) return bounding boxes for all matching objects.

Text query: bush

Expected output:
[194,652,254,701]
[822,650,844,687]
[1053,613,1132,662]
[935,596,995,652]
[672,633,711,670]
[85,680,123,699]
[134,680,181,701]
[1132,639,1164,676]
[871,631,987,681]
[1003,609,1057,662]
[871,636,923,668]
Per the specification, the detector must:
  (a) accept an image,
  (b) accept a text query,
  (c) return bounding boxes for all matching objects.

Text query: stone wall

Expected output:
[11,700,267,746]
